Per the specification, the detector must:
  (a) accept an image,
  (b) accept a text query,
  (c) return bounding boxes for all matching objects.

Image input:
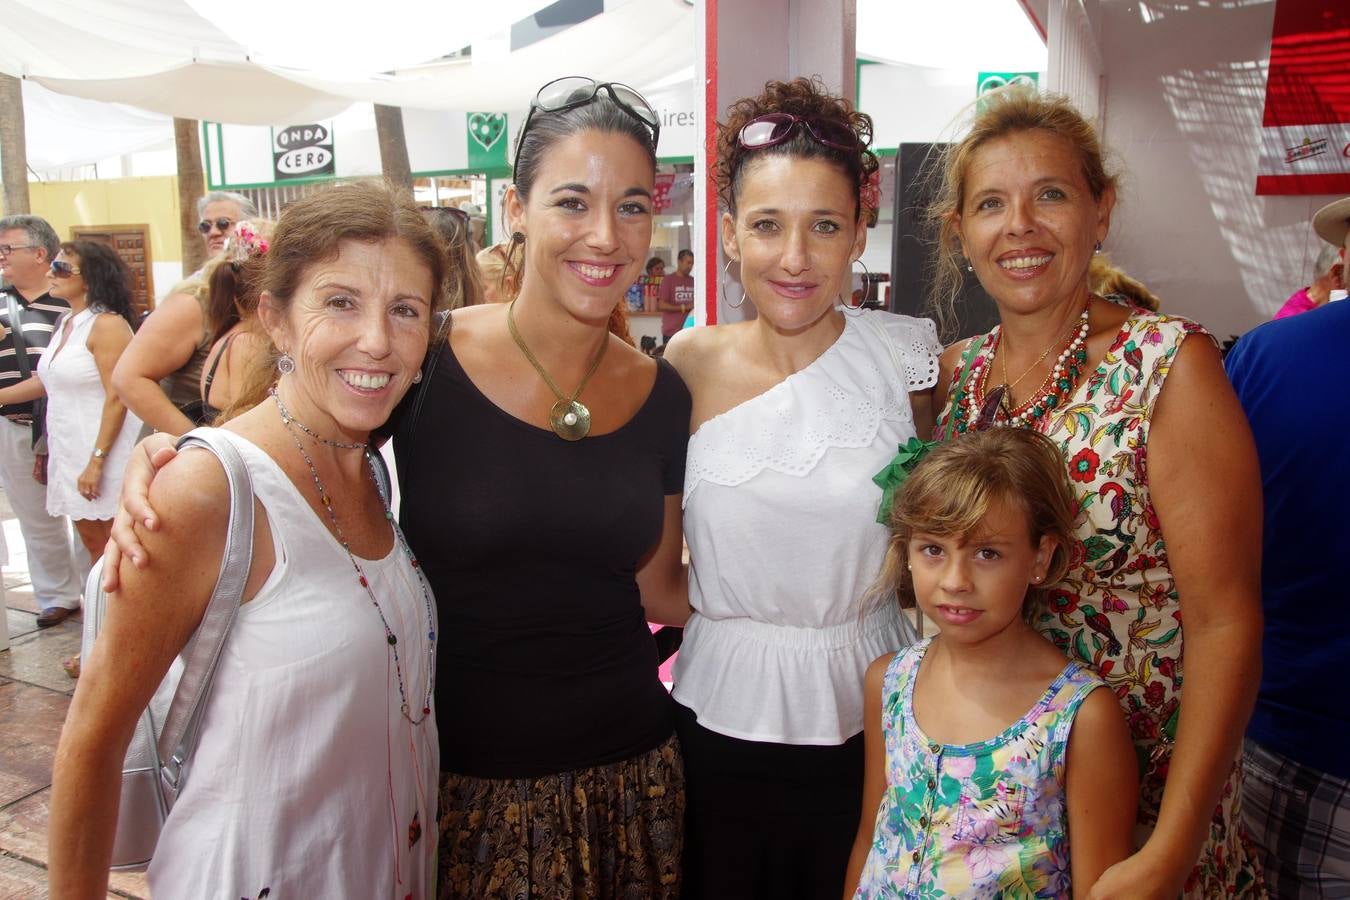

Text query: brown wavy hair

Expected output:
[223,180,449,421]
[873,428,1078,615]
[716,76,879,221]
[927,88,1119,332]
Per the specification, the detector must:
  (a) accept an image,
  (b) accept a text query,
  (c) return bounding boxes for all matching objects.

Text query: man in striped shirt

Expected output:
[0,215,83,627]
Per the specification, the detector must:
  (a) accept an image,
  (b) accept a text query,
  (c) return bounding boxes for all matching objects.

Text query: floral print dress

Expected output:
[853,639,1105,898]
[937,310,1264,897]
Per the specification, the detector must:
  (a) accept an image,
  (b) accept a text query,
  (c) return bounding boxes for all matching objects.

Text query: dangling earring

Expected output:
[1094,241,1102,255]
[721,257,747,309]
[276,352,295,375]
[412,370,423,384]
[842,257,870,315]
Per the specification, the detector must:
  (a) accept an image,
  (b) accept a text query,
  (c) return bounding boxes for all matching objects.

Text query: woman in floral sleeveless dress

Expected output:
[927,87,1265,897]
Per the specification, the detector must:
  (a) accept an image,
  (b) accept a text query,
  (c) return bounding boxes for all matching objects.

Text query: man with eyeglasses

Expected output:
[0,215,84,628]
[1226,195,1350,897]
[195,191,258,259]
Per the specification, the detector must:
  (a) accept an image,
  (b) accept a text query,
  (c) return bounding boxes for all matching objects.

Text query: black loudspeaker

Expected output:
[889,142,1000,342]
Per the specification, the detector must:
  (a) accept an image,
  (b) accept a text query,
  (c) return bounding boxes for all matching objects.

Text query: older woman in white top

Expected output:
[49,182,447,898]
[664,77,939,897]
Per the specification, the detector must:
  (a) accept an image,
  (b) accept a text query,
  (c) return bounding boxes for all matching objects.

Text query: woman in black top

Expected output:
[399,77,690,898]
[107,78,691,899]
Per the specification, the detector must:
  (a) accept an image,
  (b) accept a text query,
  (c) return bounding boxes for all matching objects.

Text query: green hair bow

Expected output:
[871,436,937,525]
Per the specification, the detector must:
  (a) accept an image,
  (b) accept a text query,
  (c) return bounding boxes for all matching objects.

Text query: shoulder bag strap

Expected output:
[156,429,255,791]
[4,291,32,381]
[940,334,987,442]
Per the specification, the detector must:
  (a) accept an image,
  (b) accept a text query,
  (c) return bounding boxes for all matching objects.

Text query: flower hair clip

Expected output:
[226,220,270,262]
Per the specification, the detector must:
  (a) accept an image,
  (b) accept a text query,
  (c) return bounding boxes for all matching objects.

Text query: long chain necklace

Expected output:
[274,394,435,725]
[506,298,608,441]
[271,387,368,450]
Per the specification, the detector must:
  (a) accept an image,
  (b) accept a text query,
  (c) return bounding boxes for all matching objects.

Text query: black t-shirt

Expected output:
[395,339,691,778]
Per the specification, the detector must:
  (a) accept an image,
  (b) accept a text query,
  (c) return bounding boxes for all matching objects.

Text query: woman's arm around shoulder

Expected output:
[111,291,203,434]
[842,651,895,899]
[48,446,271,897]
[1066,686,1138,898]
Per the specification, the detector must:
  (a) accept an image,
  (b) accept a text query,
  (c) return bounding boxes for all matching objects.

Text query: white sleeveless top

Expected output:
[674,310,941,745]
[36,309,142,520]
[148,430,439,899]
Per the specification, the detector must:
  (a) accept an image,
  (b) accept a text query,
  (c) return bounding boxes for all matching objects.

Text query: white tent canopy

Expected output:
[0,0,696,124]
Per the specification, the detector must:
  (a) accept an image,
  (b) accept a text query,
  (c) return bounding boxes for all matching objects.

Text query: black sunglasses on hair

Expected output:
[197,217,235,235]
[513,77,661,180]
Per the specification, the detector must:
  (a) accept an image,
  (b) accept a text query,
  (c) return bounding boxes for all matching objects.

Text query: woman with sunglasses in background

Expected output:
[112,199,264,434]
[0,242,140,573]
[661,78,940,897]
[931,88,1263,897]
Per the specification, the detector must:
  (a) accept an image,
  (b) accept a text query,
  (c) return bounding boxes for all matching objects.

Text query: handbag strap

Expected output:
[4,291,32,381]
[940,333,987,442]
[156,429,256,791]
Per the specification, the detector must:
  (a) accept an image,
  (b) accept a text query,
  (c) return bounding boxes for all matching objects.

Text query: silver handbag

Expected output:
[79,428,256,871]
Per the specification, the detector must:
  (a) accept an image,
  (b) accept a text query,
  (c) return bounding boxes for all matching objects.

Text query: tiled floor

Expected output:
[0,495,148,899]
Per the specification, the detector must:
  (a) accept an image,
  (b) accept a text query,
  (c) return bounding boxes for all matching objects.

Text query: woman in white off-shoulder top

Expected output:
[663,78,940,898]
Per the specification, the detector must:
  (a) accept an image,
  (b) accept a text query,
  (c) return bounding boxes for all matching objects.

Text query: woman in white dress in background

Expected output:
[0,240,141,563]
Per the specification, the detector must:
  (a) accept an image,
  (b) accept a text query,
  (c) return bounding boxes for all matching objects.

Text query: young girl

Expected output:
[844,428,1137,898]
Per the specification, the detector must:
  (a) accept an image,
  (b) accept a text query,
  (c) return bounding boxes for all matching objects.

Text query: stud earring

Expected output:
[512,231,525,244]
[412,370,423,384]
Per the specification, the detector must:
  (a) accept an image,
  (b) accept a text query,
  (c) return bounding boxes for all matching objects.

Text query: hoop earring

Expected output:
[721,257,747,309]
[842,257,870,315]
[276,352,295,375]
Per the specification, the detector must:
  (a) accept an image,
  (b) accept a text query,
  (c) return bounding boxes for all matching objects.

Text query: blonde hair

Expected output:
[928,88,1119,333]
[475,243,516,303]
[1090,253,1160,312]
[875,429,1078,613]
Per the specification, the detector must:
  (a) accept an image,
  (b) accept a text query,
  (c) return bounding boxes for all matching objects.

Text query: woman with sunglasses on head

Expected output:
[661,77,941,897]
[406,76,688,898]
[0,242,141,570]
[931,88,1263,897]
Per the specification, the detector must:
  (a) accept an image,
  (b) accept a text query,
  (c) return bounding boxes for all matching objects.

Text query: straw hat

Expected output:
[1312,197,1350,248]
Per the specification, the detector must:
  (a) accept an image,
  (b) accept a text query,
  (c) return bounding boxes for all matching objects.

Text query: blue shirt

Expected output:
[1225,300,1350,778]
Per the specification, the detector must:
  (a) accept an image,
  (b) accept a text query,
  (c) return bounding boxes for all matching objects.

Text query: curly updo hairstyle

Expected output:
[716,76,879,221]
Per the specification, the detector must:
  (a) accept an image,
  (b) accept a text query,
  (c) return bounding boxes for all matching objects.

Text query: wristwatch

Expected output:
[91,448,107,459]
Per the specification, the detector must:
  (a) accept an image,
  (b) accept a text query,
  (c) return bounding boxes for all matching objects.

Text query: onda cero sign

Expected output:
[272,122,335,180]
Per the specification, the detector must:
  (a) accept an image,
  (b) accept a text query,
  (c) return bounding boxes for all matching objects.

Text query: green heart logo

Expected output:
[468,113,507,152]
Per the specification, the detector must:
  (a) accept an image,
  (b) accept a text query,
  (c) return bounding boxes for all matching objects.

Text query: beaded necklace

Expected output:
[949,301,1092,434]
[274,393,435,726]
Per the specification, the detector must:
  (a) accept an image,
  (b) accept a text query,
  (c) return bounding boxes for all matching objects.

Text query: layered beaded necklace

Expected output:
[272,388,436,725]
[950,300,1092,433]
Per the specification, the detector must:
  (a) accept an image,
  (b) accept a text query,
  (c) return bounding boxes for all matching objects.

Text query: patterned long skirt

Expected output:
[437,733,684,899]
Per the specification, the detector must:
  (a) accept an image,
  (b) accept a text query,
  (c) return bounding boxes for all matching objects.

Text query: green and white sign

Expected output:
[977,71,1039,101]
[467,112,509,169]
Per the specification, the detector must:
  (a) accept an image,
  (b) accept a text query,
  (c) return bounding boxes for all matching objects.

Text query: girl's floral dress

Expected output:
[937,310,1264,897]
[853,639,1105,898]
